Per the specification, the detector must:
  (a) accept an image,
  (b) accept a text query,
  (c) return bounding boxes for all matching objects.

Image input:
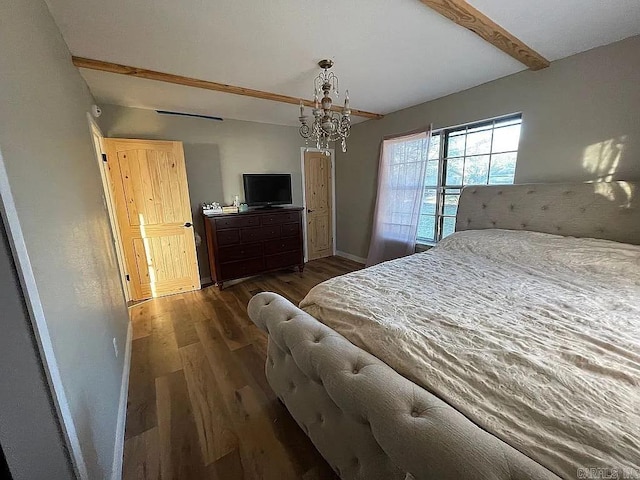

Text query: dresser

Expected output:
[203,207,304,289]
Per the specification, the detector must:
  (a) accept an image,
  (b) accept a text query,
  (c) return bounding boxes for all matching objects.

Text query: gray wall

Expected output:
[0,216,75,479]
[0,0,130,478]
[98,105,305,280]
[336,35,640,259]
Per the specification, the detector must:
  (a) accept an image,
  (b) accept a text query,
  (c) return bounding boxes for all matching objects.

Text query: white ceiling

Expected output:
[45,0,640,126]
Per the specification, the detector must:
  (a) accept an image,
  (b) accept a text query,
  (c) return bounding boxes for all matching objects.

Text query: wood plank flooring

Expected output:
[123,256,363,480]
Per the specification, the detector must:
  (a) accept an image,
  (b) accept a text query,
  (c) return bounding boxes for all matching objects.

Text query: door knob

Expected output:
[184,222,193,227]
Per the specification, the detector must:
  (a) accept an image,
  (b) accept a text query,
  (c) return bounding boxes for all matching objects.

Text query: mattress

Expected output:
[300,229,640,479]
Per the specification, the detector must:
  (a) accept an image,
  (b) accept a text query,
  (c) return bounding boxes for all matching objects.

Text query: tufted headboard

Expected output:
[455,181,640,245]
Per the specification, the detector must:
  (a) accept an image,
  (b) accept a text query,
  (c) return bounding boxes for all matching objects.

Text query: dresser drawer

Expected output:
[280,222,300,237]
[260,211,299,225]
[220,258,264,280]
[216,229,240,246]
[265,251,302,270]
[215,215,260,229]
[218,242,263,262]
[241,225,280,243]
[264,236,301,255]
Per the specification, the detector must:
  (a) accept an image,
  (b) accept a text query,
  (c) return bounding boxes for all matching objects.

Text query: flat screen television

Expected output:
[243,173,292,207]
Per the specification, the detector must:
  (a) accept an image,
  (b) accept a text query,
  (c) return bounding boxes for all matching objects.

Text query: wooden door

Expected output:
[104,138,200,300]
[304,151,333,260]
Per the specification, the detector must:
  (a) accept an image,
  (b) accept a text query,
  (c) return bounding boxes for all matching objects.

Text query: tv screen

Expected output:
[243,174,292,207]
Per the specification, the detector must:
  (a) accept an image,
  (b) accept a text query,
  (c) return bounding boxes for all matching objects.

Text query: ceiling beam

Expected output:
[71,57,384,120]
[419,0,550,70]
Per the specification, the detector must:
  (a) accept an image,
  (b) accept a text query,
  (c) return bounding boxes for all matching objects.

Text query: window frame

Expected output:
[417,113,522,245]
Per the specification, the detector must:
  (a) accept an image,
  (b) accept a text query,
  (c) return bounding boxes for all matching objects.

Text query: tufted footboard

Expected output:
[247,292,559,480]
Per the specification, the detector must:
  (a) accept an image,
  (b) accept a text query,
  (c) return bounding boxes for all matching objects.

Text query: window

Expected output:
[417,114,522,244]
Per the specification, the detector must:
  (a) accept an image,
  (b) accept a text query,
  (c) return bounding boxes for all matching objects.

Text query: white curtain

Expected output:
[366,127,431,267]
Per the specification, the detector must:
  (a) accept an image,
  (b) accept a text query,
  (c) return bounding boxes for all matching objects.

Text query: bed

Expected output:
[247,182,640,480]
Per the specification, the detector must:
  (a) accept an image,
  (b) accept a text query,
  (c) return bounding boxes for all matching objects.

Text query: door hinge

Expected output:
[101,153,107,162]
[125,274,130,282]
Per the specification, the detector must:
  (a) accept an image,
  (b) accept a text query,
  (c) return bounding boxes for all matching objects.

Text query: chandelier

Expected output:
[298,59,351,153]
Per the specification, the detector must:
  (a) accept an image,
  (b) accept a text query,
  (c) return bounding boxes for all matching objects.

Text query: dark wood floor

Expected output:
[123,256,363,480]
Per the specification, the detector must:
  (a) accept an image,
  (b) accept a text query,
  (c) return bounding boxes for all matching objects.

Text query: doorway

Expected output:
[301,148,336,261]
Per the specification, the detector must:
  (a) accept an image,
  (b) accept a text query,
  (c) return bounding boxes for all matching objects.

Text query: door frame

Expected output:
[87,115,131,301]
[300,147,336,262]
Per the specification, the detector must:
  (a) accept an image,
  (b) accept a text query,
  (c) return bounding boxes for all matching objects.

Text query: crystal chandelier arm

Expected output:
[299,124,311,138]
[321,71,338,96]
[314,75,321,97]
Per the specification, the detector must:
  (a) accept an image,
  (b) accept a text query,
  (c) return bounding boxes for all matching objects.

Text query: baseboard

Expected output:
[200,276,212,286]
[335,250,366,265]
[111,320,132,480]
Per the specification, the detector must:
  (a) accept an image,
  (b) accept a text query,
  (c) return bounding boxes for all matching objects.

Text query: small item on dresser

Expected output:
[222,205,239,214]
[239,203,249,212]
[202,202,223,216]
